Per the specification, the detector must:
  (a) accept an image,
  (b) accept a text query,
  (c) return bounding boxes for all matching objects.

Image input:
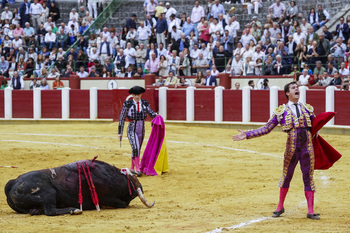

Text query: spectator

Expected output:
[286,1,298,22]
[209,17,223,37]
[335,17,349,42]
[9,71,24,89]
[210,0,224,19]
[240,29,256,47]
[199,21,210,43]
[77,66,88,78]
[221,29,234,56]
[318,32,330,64]
[204,69,216,86]
[124,66,135,77]
[298,68,310,86]
[137,21,151,47]
[134,67,145,78]
[165,71,178,85]
[88,0,98,19]
[330,38,346,63]
[56,28,68,49]
[30,0,43,29]
[164,2,177,21]
[19,0,30,28]
[193,53,209,75]
[0,56,9,77]
[63,66,75,77]
[99,37,112,65]
[191,1,205,35]
[114,48,128,75]
[263,55,274,75]
[306,40,320,71]
[243,56,255,76]
[234,82,240,90]
[136,43,147,71]
[272,54,286,75]
[49,2,60,22]
[247,0,262,15]
[175,76,191,88]
[194,70,205,86]
[338,62,350,76]
[158,54,168,76]
[306,27,319,44]
[254,58,263,76]
[145,52,159,74]
[248,80,255,89]
[300,18,311,35]
[1,7,13,22]
[268,0,286,24]
[47,68,60,78]
[29,78,40,89]
[317,71,332,86]
[313,5,330,31]
[182,17,195,37]
[260,78,270,90]
[52,76,64,89]
[322,25,333,42]
[329,71,342,85]
[307,8,316,26]
[43,29,56,50]
[177,51,190,76]
[39,78,49,90]
[154,76,165,86]
[313,61,326,81]
[326,61,338,75]
[156,13,167,47]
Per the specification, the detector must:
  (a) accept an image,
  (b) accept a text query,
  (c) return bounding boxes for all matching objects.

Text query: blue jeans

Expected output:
[312,21,326,31]
[43,41,54,50]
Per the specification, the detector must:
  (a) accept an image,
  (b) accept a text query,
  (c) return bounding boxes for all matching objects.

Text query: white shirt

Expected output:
[9,76,24,89]
[209,23,223,35]
[231,59,243,75]
[191,5,204,23]
[157,48,168,58]
[30,3,43,15]
[45,32,56,42]
[167,18,180,32]
[288,101,302,118]
[77,71,89,78]
[12,38,23,49]
[69,12,79,20]
[339,68,350,76]
[269,3,286,18]
[68,21,79,31]
[1,11,12,21]
[171,29,182,41]
[137,26,151,40]
[165,7,177,20]
[252,51,265,62]
[299,74,310,85]
[240,34,256,47]
[124,47,136,64]
[293,32,306,45]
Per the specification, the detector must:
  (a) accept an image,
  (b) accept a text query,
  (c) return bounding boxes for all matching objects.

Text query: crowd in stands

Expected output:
[0,0,350,90]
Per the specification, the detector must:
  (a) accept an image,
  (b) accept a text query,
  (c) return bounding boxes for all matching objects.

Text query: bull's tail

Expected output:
[5,180,29,214]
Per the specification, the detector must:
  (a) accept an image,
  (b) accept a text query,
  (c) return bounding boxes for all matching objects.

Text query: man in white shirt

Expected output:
[192,52,209,75]
[124,42,136,69]
[293,27,306,45]
[252,45,265,63]
[1,7,13,22]
[209,18,223,36]
[44,29,56,50]
[164,2,177,21]
[298,69,310,86]
[191,0,204,36]
[58,22,70,34]
[300,18,311,35]
[12,36,23,52]
[69,8,79,21]
[30,0,43,29]
[43,17,55,32]
[68,18,79,32]
[240,30,256,47]
[190,43,200,60]
[101,27,111,40]
[268,0,286,24]
[170,25,182,41]
[230,54,243,76]
[137,21,151,47]
[339,62,350,76]
[157,42,168,58]
[77,66,89,78]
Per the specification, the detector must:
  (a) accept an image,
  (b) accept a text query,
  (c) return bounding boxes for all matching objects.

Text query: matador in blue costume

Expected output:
[233,81,320,220]
[118,86,157,176]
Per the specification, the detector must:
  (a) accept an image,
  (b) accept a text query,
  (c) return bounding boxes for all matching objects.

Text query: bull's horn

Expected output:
[137,188,155,208]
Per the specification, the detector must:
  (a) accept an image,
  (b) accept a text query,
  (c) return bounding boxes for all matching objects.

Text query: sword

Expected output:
[120,139,122,148]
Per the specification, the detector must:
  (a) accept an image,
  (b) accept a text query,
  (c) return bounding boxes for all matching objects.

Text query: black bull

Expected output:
[5,159,154,216]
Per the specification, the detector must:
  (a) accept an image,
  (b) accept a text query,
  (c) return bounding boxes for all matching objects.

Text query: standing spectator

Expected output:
[124,42,136,70]
[313,61,326,81]
[313,5,330,31]
[164,2,176,21]
[199,21,210,43]
[30,0,43,30]
[247,0,262,15]
[156,13,167,47]
[209,17,223,37]
[331,38,346,63]
[293,27,306,45]
[335,17,349,42]
[126,27,137,48]
[210,0,224,19]
[322,25,333,42]
[0,56,9,77]
[306,40,320,71]
[136,43,147,71]
[193,52,209,75]
[146,0,157,18]
[212,45,230,72]
[9,71,24,89]
[49,2,60,22]
[137,21,151,47]
[221,29,234,56]
[272,54,286,75]
[56,28,67,49]
[306,27,319,44]
[88,0,98,19]
[263,55,274,75]
[155,2,164,18]
[126,14,137,30]
[239,29,256,47]
[268,0,286,24]
[318,32,330,65]
[230,54,243,76]
[176,51,190,76]
[158,54,168,77]
[177,33,189,53]
[98,37,112,65]
[191,0,204,36]
[19,0,30,28]
[182,17,195,37]
[145,52,159,74]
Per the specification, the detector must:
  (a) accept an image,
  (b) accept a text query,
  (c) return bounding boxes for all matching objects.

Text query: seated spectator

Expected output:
[39,68,48,79]
[125,66,135,77]
[29,78,40,90]
[248,80,255,89]
[306,40,320,71]
[194,70,205,86]
[88,66,100,77]
[230,54,243,76]
[307,8,316,27]
[335,17,348,42]
[154,76,165,86]
[204,69,217,86]
[263,55,274,75]
[338,62,350,76]
[56,29,68,49]
[43,29,56,50]
[329,71,342,85]
[77,66,88,78]
[272,54,286,75]
[165,71,178,85]
[13,23,24,37]
[313,5,330,31]
[254,58,263,76]
[183,17,196,37]
[133,67,145,78]
[49,2,60,22]
[243,56,255,76]
[52,76,64,90]
[69,8,79,21]
[104,58,115,76]
[23,22,35,44]
[0,56,9,77]
[55,56,67,74]
[116,66,125,77]
[47,68,60,79]
[76,49,88,69]
[145,52,159,74]
[313,61,326,81]
[317,71,332,86]
[175,76,191,88]
[63,66,75,78]
[331,38,346,63]
[268,0,286,24]
[300,18,311,35]
[40,78,49,90]
[286,1,298,22]
[23,57,35,78]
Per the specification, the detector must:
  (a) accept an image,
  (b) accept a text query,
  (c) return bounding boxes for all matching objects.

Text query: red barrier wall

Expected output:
[251,90,270,122]
[306,90,325,116]
[278,91,287,106]
[41,90,61,118]
[0,90,4,118]
[334,91,350,125]
[167,90,186,121]
[195,90,215,121]
[12,90,33,118]
[223,90,242,121]
[70,90,90,118]
[98,90,116,119]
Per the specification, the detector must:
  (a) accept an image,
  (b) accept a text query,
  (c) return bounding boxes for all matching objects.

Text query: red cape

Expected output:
[312,112,342,170]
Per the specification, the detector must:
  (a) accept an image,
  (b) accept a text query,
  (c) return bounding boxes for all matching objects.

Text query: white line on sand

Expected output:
[0,139,108,150]
[207,217,271,233]
[0,132,117,139]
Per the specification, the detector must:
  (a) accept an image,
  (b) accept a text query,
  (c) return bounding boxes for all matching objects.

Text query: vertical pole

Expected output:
[269,86,280,116]
[159,87,168,120]
[186,86,195,122]
[298,86,308,104]
[325,86,337,126]
[4,87,12,119]
[90,87,98,120]
[61,87,70,119]
[242,86,251,123]
[33,88,41,119]
[214,86,225,122]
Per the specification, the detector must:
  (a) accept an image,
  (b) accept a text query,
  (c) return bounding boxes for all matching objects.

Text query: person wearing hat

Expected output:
[165,2,177,21]
[118,86,157,176]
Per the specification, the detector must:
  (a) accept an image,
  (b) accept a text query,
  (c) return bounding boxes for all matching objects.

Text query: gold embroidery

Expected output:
[303,103,314,113]
[274,104,285,116]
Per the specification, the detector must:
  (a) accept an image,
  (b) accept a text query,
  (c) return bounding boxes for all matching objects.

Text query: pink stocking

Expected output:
[130,158,135,171]
[134,156,140,172]
[305,191,315,215]
[275,188,289,212]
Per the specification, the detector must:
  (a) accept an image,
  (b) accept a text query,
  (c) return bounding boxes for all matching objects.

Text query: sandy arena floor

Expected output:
[0,122,349,233]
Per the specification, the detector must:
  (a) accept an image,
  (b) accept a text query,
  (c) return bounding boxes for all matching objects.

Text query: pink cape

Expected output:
[140,115,167,176]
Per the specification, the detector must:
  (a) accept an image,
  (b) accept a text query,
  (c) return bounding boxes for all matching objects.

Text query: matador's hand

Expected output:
[232,130,247,141]
[118,134,123,141]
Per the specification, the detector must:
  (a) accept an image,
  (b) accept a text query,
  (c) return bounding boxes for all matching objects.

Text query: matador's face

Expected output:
[287,84,299,102]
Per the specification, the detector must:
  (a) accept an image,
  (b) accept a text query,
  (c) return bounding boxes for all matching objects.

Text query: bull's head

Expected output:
[123,168,155,208]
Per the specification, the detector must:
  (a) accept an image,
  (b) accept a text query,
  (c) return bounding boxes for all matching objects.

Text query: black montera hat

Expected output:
[129,86,145,94]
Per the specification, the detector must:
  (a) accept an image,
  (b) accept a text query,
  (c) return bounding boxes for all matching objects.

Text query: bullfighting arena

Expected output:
[0,122,349,232]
